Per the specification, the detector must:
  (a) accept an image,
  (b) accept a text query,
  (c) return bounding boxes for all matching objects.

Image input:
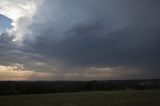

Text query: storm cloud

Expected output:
[0,0,160,80]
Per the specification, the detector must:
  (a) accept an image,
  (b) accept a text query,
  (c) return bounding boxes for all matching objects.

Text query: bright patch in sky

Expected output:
[0,0,43,42]
[0,64,52,80]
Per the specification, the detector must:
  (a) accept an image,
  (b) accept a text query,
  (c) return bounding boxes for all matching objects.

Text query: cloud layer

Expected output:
[0,0,160,80]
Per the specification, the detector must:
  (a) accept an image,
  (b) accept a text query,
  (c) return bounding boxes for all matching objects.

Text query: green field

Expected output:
[0,90,160,106]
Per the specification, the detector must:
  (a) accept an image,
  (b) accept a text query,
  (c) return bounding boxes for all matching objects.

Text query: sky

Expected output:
[0,0,160,80]
[0,14,11,34]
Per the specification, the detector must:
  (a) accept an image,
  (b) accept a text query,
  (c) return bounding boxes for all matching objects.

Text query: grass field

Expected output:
[0,90,160,106]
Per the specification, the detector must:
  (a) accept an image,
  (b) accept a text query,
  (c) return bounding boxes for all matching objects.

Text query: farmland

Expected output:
[0,90,160,106]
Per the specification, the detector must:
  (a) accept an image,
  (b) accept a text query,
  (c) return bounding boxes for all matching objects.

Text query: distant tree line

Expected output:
[0,79,160,95]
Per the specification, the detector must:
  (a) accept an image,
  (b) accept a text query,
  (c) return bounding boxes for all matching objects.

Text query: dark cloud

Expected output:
[1,0,160,79]
[30,24,160,67]
[27,0,160,65]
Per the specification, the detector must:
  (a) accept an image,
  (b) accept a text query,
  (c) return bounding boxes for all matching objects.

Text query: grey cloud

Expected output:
[32,26,160,67]
[1,0,160,80]
[25,0,160,77]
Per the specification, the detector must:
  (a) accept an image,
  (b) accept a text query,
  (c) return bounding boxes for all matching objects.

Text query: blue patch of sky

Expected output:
[0,14,12,34]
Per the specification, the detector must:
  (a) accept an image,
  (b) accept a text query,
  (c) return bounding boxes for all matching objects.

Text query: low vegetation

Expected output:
[0,90,160,106]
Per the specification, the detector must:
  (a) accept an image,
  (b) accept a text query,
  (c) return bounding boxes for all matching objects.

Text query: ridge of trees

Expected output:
[0,79,160,95]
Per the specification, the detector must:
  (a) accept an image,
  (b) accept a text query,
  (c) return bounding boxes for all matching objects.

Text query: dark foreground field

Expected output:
[0,90,160,106]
